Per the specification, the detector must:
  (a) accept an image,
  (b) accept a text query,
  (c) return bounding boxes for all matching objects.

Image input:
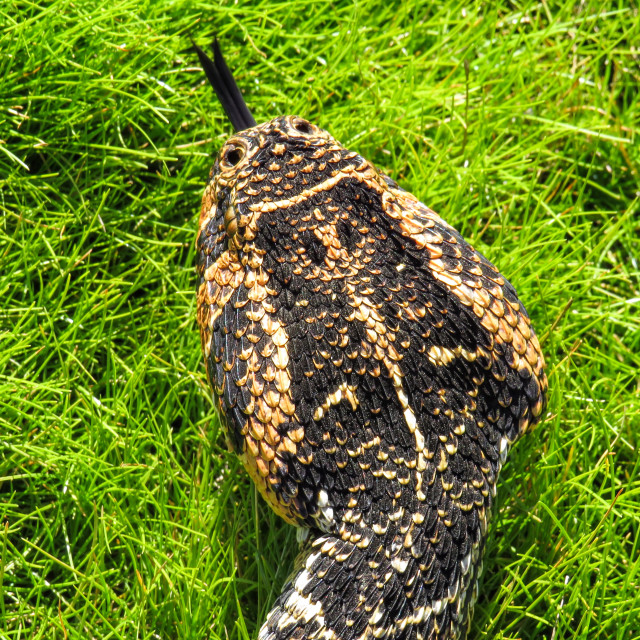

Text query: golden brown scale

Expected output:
[196,115,547,640]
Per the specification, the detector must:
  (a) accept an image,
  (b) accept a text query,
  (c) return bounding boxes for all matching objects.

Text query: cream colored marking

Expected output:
[391,556,409,573]
[304,550,322,571]
[412,605,432,625]
[313,382,359,421]
[437,449,448,472]
[247,165,381,213]
[370,606,384,625]
[389,507,404,521]
[461,347,478,361]
[293,567,312,592]
[461,552,471,575]
[315,489,334,526]
[431,598,445,616]
[499,436,509,463]
[353,294,428,455]
[392,368,424,451]
[284,590,322,623]
[427,345,458,366]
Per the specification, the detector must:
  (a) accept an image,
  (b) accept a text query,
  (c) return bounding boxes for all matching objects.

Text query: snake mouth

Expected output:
[192,38,257,133]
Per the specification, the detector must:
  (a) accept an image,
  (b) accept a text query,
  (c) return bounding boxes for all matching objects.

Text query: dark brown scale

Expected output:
[196,96,546,640]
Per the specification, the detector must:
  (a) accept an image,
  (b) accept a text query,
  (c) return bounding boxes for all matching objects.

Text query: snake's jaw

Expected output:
[192,38,257,132]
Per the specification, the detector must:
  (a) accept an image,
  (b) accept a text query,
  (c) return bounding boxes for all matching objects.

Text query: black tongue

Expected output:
[192,38,257,132]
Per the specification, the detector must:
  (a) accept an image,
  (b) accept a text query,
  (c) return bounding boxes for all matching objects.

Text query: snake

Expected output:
[193,39,547,640]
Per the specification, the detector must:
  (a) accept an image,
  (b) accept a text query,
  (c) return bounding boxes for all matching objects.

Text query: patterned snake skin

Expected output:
[194,43,547,640]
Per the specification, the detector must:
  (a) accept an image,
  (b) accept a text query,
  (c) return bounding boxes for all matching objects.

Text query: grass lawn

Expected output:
[2,0,639,638]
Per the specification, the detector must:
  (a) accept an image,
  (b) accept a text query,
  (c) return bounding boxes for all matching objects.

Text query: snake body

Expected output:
[194,43,547,640]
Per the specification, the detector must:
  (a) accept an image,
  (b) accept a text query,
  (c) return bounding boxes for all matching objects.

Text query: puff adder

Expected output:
[194,40,547,640]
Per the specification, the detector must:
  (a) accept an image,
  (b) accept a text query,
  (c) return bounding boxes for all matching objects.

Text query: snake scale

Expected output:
[194,40,547,640]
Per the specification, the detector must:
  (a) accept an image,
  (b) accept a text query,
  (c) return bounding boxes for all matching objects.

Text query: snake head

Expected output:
[198,115,369,259]
[192,39,377,258]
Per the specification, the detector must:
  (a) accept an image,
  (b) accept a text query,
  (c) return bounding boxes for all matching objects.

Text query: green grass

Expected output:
[1,0,639,638]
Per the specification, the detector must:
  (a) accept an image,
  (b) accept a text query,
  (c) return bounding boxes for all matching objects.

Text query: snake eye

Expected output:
[293,119,314,135]
[223,145,245,167]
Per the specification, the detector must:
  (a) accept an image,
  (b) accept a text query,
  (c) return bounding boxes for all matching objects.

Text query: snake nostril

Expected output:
[293,119,313,135]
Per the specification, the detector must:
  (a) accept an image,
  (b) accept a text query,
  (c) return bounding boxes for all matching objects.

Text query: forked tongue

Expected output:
[192,38,257,132]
